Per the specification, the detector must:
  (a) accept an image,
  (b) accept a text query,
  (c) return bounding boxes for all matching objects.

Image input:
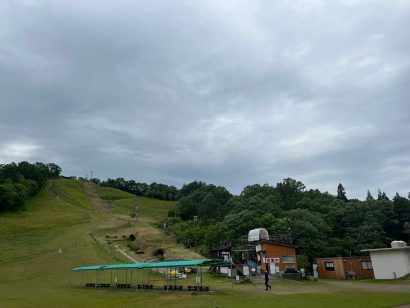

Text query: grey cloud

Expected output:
[1,0,409,199]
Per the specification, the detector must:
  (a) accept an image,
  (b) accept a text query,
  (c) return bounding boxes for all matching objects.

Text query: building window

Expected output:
[281,255,296,263]
[325,261,335,271]
[361,261,373,270]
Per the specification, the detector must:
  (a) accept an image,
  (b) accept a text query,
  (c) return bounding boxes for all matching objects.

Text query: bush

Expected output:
[127,243,139,251]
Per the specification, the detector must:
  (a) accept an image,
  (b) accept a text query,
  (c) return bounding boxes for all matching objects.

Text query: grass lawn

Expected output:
[1,179,410,308]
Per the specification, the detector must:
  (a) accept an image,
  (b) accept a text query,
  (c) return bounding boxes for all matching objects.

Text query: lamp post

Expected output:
[283,217,292,244]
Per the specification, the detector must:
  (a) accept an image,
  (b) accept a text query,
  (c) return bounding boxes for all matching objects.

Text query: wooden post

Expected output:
[141,269,144,291]
[196,266,200,291]
[166,268,169,292]
[136,269,139,291]
[231,260,233,289]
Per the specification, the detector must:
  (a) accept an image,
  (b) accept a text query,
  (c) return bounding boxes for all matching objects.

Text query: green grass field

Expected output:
[1,179,410,308]
[99,186,176,220]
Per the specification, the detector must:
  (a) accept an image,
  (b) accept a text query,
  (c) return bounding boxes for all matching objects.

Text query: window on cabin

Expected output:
[281,255,296,263]
[361,261,373,270]
[325,261,335,271]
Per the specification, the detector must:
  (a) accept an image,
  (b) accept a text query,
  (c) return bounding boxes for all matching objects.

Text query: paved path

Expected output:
[115,245,139,263]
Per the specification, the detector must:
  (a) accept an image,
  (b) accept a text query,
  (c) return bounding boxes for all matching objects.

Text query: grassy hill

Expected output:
[1,179,410,307]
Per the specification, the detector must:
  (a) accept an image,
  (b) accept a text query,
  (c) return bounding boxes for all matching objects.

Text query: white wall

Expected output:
[370,249,410,279]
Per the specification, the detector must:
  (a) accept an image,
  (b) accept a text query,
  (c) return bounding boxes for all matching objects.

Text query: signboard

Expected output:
[265,257,280,263]
[221,251,230,261]
[243,266,250,276]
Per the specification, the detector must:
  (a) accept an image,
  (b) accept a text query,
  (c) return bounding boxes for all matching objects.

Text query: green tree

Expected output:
[378,189,389,201]
[286,208,331,257]
[276,178,306,210]
[176,185,232,221]
[366,190,374,201]
[46,163,62,177]
[336,183,348,202]
[176,181,206,200]
[393,193,410,241]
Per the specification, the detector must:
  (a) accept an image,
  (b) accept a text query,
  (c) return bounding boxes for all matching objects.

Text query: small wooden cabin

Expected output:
[316,256,374,279]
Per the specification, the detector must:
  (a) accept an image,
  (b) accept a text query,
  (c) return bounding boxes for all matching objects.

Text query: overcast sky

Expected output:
[1,0,409,199]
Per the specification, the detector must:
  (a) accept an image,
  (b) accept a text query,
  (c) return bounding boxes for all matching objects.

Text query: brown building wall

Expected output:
[316,256,374,279]
[317,258,345,279]
[259,242,297,271]
[347,257,374,279]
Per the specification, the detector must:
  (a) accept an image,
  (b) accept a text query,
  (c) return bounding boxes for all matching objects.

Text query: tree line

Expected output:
[93,177,187,201]
[0,161,62,212]
[166,179,410,265]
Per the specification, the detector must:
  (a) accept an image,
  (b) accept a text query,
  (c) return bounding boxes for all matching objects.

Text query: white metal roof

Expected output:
[248,228,269,242]
[361,246,410,252]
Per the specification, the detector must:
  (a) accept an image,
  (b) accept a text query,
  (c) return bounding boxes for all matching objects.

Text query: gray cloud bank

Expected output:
[1,0,409,199]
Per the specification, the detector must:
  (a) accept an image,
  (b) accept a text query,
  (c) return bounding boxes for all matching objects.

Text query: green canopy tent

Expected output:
[71,259,231,291]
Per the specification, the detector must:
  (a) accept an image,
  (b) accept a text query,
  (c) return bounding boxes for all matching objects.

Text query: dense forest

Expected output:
[170,179,410,265]
[0,161,61,212]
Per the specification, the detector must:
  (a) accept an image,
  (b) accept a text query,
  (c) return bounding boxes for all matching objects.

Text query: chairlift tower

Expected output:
[131,197,139,219]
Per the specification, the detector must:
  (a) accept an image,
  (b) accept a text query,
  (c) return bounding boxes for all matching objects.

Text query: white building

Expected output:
[362,241,410,279]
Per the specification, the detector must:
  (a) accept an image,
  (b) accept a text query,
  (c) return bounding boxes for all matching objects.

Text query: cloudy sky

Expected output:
[1,0,409,199]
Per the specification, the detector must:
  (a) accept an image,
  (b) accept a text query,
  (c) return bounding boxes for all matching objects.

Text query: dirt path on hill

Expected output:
[82,181,204,264]
[84,181,111,213]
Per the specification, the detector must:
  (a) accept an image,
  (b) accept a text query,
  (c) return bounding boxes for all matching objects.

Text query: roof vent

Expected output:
[391,240,407,248]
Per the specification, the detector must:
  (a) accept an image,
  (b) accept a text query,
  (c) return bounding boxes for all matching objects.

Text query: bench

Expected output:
[187,286,209,292]
[116,283,131,289]
[164,285,183,290]
[137,284,153,289]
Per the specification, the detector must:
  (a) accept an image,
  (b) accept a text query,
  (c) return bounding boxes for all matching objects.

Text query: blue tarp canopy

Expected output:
[71,259,230,272]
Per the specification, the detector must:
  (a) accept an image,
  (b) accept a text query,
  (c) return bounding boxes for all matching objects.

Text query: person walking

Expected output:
[264,270,271,290]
